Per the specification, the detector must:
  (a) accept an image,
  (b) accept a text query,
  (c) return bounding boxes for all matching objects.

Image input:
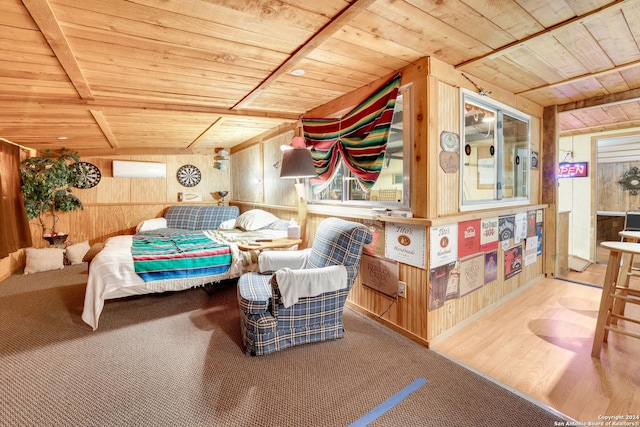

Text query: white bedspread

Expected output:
[82,228,286,330]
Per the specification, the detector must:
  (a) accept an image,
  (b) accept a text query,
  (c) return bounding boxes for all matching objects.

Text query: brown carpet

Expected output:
[0,264,569,426]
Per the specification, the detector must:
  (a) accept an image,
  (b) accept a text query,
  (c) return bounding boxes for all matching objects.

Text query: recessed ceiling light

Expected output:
[291,69,305,76]
[57,136,68,140]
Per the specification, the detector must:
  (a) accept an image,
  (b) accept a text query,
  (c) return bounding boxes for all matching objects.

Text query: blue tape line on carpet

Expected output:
[348,377,428,427]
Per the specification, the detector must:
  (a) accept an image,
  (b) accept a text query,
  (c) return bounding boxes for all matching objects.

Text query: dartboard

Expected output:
[71,162,101,189]
[177,164,201,187]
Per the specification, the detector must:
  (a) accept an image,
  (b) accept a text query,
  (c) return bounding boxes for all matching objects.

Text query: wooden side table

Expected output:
[592,241,640,357]
[237,238,302,252]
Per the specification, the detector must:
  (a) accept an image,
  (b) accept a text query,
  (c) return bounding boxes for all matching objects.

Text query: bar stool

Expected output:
[617,230,640,321]
[592,241,640,357]
[619,229,640,242]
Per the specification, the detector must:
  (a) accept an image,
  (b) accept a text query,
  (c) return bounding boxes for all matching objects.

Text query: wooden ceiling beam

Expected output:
[189,118,224,149]
[89,110,118,149]
[232,0,378,110]
[518,59,640,97]
[559,119,640,136]
[0,96,301,121]
[21,0,94,100]
[72,147,215,157]
[455,0,630,68]
[557,87,640,113]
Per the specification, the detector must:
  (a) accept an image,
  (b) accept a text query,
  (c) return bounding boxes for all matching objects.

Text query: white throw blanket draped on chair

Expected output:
[258,248,311,273]
[275,266,348,308]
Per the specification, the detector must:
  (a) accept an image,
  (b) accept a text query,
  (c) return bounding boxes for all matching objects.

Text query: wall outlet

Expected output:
[397,281,407,298]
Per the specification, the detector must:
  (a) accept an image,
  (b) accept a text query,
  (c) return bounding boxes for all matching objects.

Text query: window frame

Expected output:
[459,89,531,211]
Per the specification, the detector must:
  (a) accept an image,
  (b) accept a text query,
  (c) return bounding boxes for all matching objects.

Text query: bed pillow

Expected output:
[235,209,279,231]
[24,247,65,274]
[65,240,91,265]
[218,218,237,230]
[135,217,168,233]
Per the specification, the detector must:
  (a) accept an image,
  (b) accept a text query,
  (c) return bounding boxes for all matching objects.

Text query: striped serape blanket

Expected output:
[131,233,232,282]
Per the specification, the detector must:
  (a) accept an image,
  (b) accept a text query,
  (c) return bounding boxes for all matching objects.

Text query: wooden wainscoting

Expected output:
[28,203,179,249]
[0,249,25,279]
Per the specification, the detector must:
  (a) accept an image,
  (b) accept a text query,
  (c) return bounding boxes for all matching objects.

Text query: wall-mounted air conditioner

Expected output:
[112,160,167,178]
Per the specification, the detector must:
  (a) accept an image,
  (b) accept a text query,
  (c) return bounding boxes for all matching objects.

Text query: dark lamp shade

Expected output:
[280,148,316,178]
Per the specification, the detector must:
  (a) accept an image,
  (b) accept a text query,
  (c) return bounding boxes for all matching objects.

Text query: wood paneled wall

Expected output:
[231,130,298,208]
[50,154,230,245]
[231,145,263,205]
[76,154,229,206]
[262,131,298,207]
[598,161,640,212]
[435,80,460,217]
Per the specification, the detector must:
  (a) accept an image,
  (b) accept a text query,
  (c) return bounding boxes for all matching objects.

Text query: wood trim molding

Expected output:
[542,105,559,278]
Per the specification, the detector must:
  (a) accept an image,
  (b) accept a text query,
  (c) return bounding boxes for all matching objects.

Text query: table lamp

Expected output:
[215,190,229,205]
[279,136,316,247]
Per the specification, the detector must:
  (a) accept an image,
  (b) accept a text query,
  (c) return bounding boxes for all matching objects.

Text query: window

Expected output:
[460,90,530,209]
[310,85,412,208]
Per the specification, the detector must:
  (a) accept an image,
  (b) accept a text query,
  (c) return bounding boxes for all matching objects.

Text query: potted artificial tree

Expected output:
[20,148,84,245]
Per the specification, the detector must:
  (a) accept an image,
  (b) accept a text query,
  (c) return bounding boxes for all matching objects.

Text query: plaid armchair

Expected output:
[237,217,373,356]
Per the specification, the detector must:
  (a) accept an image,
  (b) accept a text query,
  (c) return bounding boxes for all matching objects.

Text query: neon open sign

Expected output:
[558,162,588,178]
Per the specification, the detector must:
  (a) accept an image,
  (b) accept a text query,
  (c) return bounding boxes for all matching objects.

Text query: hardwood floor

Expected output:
[561,260,640,290]
[561,262,607,288]
[432,277,640,423]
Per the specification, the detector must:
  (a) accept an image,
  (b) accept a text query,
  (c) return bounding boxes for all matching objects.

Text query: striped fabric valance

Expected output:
[302,73,401,193]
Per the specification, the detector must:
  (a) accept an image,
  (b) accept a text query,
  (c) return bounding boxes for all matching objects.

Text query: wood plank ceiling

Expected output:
[2,0,640,155]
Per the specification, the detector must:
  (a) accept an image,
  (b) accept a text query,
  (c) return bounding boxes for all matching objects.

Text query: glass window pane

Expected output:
[463,101,497,203]
[461,91,530,208]
[314,166,344,201]
[368,93,404,204]
[502,114,529,199]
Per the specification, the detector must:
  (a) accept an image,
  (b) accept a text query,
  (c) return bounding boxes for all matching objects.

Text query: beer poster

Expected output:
[429,223,458,268]
[458,219,481,258]
[480,216,499,251]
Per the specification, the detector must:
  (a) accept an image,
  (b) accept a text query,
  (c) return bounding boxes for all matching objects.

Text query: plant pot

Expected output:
[44,234,68,245]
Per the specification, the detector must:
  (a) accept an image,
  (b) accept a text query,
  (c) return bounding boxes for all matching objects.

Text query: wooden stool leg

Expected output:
[612,252,633,325]
[592,249,622,357]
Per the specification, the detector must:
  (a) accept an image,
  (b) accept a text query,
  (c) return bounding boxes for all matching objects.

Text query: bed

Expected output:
[81,208,292,330]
